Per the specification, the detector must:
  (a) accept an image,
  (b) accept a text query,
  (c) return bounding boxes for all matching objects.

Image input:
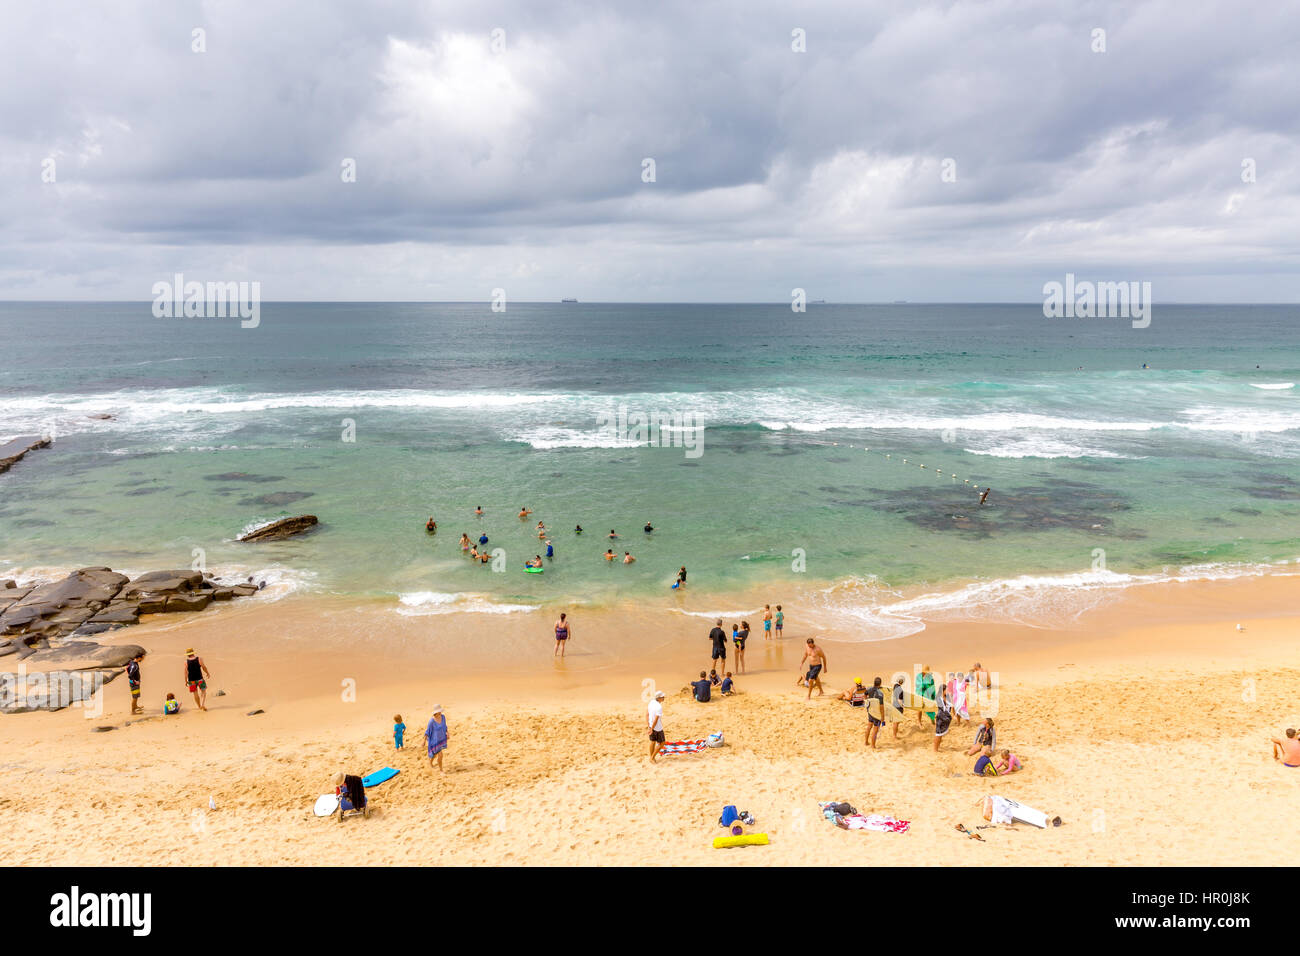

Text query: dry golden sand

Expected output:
[5,574,1300,866]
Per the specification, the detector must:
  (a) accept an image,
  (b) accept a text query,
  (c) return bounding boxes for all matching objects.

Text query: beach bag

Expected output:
[706,732,725,748]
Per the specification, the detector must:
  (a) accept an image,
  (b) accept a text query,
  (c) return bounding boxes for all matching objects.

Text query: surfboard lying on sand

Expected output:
[362,767,400,787]
[313,794,340,816]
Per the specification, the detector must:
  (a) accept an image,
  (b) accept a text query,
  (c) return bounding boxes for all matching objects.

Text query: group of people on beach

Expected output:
[122,647,211,716]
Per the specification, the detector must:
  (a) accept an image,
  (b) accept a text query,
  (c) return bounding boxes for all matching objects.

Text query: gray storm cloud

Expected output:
[0,0,1296,301]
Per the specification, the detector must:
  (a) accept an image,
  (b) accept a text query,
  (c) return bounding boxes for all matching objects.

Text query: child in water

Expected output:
[394,714,407,749]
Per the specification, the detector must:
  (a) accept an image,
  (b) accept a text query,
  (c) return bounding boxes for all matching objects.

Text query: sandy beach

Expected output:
[6,572,1300,866]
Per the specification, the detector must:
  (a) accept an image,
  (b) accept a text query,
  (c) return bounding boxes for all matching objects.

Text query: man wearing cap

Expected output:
[426,705,449,772]
[647,690,666,763]
[183,648,210,712]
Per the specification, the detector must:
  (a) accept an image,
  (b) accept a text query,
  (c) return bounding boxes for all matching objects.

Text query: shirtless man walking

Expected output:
[798,638,827,699]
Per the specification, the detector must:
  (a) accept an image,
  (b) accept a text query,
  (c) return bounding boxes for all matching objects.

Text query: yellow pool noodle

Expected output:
[713,833,769,849]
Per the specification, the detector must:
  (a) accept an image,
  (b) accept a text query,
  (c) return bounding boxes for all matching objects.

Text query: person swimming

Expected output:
[574,524,583,534]
[623,552,635,564]
[608,529,618,539]
[644,522,654,533]
[979,487,991,506]
[604,549,615,561]
[518,507,532,518]
[475,506,483,516]
[526,555,543,568]
[425,517,436,532]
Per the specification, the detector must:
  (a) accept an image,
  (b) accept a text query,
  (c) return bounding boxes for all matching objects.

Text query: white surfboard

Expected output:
[313,793,339,817]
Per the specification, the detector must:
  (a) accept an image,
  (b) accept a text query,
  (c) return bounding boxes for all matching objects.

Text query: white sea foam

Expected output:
[815,562,1300,643]
[395,591,540,616]
[1251,383,1295,390]
[965,438,1132,459]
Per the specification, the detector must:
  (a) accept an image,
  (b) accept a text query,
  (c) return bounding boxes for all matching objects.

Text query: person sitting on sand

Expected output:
[426,706,449,772]
[1272,728,1300,767]
[334,771,370,820]
[604,549,615,561]
[973,745,998,776]
[425,517,436,532]
[966,718,995,756]
[720,672,735,696]
[708,668,721,687]
[163,692,179,715]
[839,679,868,706]
[623,551,635,564]
[995,749,1022,774]
[691,671,712,703]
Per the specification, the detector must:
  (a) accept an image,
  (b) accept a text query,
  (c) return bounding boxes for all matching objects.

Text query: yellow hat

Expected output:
[854,677,863,685]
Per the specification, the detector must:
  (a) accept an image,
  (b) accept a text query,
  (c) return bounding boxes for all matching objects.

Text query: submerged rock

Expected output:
[0,436,51,475]
[238,514,318,542]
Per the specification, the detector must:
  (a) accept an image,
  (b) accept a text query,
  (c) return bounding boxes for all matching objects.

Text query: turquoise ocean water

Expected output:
[2,302,1297,638]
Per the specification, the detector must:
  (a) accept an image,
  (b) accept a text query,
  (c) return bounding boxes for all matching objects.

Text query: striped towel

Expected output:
[819,802,910,834]
[659,738,707,755]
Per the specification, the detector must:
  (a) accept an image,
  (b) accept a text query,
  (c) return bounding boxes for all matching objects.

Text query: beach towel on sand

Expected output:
[660,739,708,755]
[819,802,910,834]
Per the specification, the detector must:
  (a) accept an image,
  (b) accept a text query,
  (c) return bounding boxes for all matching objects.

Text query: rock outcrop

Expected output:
[238,514,318,541]
[0,566,265,708]
[0,436,51,475]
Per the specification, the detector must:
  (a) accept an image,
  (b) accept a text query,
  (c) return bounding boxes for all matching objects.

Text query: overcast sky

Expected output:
[2,0,1297,302]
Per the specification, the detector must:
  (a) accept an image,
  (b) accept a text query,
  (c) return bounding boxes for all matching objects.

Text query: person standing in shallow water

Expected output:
[554,612,571,657]
[426,705,449,772]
